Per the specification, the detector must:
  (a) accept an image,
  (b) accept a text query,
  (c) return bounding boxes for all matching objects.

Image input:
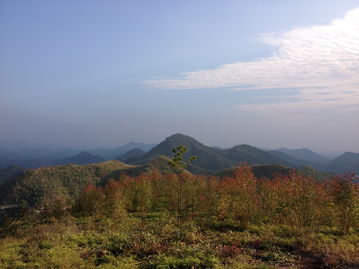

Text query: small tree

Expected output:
[168,145,196,224]
[168,145,196,174]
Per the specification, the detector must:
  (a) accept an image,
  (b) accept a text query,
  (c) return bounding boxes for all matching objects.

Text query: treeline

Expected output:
[76,167,359,234]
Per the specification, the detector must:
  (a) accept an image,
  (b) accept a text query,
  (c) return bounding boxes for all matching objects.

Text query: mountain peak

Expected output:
[164,133,202,145]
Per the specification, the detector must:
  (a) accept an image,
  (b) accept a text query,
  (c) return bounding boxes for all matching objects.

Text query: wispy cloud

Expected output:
[144,7,359,114]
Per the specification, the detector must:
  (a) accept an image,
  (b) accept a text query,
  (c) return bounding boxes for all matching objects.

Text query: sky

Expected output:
[0,0,358,154]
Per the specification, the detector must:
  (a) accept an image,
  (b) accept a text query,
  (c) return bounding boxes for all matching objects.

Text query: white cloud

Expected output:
[144,7,359,114]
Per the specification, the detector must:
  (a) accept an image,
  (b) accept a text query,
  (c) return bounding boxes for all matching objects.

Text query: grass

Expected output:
[0,213,358,268]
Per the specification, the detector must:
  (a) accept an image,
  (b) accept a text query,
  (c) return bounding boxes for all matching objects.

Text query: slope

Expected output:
[0,161,136,209]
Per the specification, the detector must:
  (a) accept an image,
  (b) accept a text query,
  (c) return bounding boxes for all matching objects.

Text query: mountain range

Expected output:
[0,133,358,209]
[0,142,155,169]
[0,133,358,178]
[126,134,358,175]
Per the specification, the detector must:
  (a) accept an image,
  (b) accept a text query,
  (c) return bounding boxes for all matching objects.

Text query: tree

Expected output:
[168,145,196,174]
[168,145,196,224]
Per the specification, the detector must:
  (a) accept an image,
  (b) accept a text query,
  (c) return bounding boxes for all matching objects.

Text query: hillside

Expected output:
[54,152,106,165]
[0,161,136,208]
[327,152,359,174]
[0,165,24,185]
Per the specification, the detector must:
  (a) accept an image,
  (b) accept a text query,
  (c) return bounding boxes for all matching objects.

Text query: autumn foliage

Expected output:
[77,167,359,234]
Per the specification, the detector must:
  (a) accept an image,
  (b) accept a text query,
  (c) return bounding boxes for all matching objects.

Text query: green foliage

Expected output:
[0,161,136,209]
[0,165,24,185]
[167,145,197,174]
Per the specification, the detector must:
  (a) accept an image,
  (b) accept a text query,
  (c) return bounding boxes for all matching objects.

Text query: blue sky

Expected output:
[1,0,358,154]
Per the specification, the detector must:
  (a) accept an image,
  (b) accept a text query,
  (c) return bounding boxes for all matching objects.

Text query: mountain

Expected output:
[89,142,155,160]
[128,134,300,174]
[0,161,137,208]
[128,134,237,174]
[116,148,146,162]
[277,147,328,164]
[54,152,106,165]
[327,152,359,174]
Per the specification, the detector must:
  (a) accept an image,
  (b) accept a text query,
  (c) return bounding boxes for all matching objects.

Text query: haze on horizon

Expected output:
[1,0,358,155]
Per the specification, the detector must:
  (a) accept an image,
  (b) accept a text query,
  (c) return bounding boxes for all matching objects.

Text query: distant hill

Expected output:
[0,161,137,208]
[116,148,146,162]
[0,142,154,168]
[89,142,155,160]
[0,152,107,169]
[327,152,359,174]
[277,147,328,164]
[0,148,83,169]
[54,152,106,165]
[0,157,57,169]
[0,147,80,160]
